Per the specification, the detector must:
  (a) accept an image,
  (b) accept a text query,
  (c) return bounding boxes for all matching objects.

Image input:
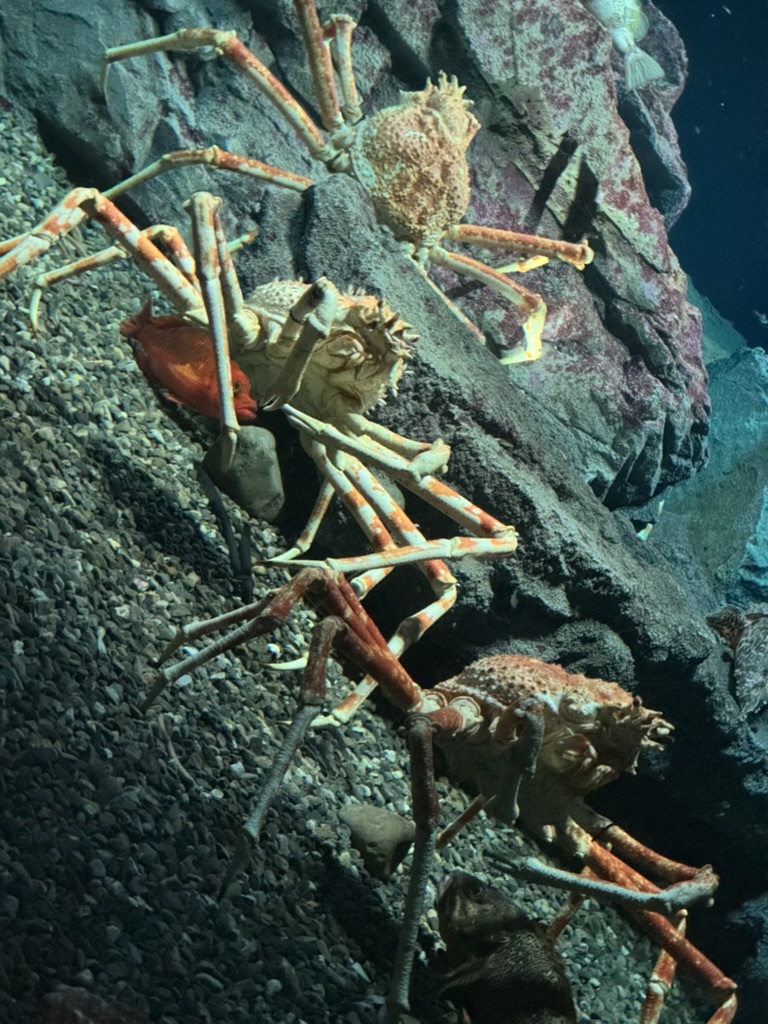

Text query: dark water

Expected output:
[656,0,768,351]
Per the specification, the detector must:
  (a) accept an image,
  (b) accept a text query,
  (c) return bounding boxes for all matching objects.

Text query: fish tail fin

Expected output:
[625,48,664,90]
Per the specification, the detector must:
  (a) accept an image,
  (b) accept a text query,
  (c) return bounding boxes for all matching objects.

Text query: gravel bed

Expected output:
[0,105,710,1024]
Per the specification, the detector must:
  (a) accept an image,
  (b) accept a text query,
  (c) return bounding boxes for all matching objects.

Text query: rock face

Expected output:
[653,349,768,607]
[0,0,765,1011]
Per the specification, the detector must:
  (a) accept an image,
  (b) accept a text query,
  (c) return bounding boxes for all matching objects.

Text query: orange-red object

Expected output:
[120,300,258,423]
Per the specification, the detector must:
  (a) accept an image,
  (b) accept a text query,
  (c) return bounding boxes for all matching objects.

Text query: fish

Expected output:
[435,872,576,1024]
[583,0,665,91]
[119,299,259,424]
[707,605,768,718]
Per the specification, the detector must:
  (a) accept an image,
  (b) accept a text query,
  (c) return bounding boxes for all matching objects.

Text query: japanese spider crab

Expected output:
[146,566,737,1024]
[0,187,518,669]
[0,0,593,363]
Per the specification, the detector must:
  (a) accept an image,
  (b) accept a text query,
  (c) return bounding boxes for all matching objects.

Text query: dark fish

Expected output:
[435,872,577,1024]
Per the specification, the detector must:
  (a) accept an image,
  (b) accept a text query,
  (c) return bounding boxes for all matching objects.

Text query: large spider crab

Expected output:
[146,566,737,1024]
[0,187,518,675]
[0,0,593,363]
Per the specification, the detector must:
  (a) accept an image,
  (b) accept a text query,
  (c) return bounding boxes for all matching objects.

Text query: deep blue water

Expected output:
[656,0,768,351]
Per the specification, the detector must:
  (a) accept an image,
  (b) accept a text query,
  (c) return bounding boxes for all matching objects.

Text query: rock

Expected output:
[203,425,285,522]
[340,803,416,879]
[42,988,148,1024]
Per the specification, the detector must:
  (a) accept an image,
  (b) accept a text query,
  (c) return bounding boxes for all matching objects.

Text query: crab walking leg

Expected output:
[309,453,460,726]
[280,441,456,723]
[345,454,459,650]
[448,223,594,271]
[587,843,738,1021]
[495,856,718,914]
[385,716,440,1023]
[324,15,362,125]
[430,245,548,363]
[0,188,207,322]
[293,0,345,137]
[284,405,519,543]
[104,147,313,203]
[102,28,332,162]
[150,568,423,709]
[641,912,687,1024]
[432,228,593,363]
[288,536,520,573]
[27,224,202,329]
[183,193,240,466]
[346,414,451,476]
[271,478,338,561]
[596,822,713,885]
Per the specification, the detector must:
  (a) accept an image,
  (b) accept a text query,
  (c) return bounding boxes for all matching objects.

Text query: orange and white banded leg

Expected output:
[433,225,593,363]
[103,27,333,162]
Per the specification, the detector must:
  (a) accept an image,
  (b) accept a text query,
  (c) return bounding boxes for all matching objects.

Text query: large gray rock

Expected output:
[652,348,768,608]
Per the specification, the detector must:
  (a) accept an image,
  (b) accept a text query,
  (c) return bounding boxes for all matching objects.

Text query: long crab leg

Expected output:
[102,27,333,162]
[292,0,344,136]
[184,193,240,465]
[105,147,313,202]
[324,15,362,125]
[448,223,594,270]
[431,227,593,363]
[150,565,443,1018]
[0,188,208,313]
[26,224,202,329]
[587,842,738,1022]
[284,405,519,543]
[429,245,549,363]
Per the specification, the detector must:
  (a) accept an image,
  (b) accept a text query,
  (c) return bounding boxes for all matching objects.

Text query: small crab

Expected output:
[0,1,593,363]
[147,566,737,1024]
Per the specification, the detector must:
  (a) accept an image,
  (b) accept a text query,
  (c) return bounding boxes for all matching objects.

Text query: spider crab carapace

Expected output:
[0,0,593,363]
[146,565,737,1024]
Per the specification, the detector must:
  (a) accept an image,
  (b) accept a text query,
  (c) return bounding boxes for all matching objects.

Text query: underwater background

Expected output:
[0,1,766,1023]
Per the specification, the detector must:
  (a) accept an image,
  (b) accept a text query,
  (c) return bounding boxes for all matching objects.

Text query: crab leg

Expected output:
[641,912,687,1024]
[184,193,240,465]
[448,223,594,271]
[285,405,519,543]
[430,245,548,363]
[105,146,313,201]
[432,227,593,362]
[587,843,738,1021]
[386,715,441,1023]
[102,27,332,162]
[324,15,362,125]
[26,224,202,329]
[293,0,345,136]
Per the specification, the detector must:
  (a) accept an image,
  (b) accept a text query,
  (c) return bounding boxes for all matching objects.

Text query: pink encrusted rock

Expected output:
[433,0,705,503]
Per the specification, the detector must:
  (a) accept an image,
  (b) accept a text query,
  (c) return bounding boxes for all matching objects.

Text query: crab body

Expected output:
[232,280,414,424]
[349,76,479,254]
[421,654,671,855]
